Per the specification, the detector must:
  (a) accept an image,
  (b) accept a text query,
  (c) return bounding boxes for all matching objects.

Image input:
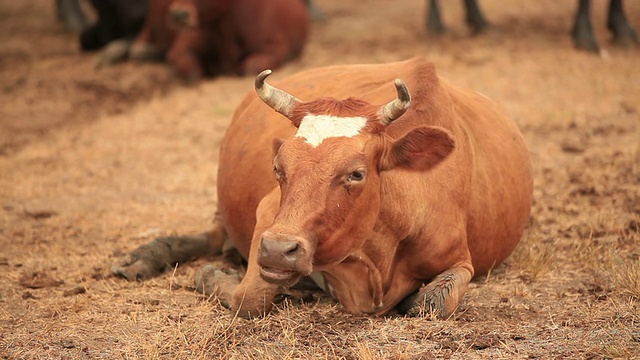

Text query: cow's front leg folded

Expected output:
[195,262,279,318]
[112,220,227,280]
[194,263,242,308]
[399,266,473,319]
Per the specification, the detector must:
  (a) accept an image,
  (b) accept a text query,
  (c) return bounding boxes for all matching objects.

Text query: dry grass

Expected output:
[2,0,640,359]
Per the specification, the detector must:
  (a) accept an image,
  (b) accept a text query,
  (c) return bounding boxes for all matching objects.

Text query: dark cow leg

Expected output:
[304,0,326,22]
[464,0,489,34]
[112,215,227,280]
[426,0,446,34]
[573,0,600,52]
[397,266,473,319]
[608,0,639,45]
[56,0,89,32]
[426,0,488,35]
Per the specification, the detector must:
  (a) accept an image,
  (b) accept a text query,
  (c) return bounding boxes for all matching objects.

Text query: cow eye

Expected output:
[348,170,365,182]
[274,166,284,180]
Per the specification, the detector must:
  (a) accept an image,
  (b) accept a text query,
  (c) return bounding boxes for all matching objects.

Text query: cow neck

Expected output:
[343,248,384,310]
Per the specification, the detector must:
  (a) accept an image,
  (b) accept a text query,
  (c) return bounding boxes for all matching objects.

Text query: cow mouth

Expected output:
[259,266,300,285]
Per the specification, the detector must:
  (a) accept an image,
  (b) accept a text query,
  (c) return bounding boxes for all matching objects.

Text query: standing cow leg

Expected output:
[607,0,639,46]
[426,0,488,35]
[111,213,227,280]
[397,265,473,319]
[426,0,446,34]
[573,0,600,52]
[304,0,326,22]
[463,0,489,34]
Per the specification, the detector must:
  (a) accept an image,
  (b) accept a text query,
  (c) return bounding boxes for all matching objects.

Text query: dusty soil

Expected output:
[1,0,639,359]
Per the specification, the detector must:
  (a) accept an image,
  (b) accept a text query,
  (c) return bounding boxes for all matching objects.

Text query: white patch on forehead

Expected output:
[295,114,368,147]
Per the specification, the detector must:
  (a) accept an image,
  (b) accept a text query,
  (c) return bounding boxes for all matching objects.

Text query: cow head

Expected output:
[253,70,456,287]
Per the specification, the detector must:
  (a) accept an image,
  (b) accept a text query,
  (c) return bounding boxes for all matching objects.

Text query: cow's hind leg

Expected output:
[397,266,472,319]
[607,0,639,46]
[112,215,227,280]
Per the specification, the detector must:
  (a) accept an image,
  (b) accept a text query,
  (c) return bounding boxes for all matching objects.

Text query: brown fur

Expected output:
[132,0,308,79]
[216,57,533,318]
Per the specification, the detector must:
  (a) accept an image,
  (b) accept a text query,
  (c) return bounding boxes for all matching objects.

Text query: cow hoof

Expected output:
[403,270,470,319]
[111,238,174,280]
[96,40,132,68]
[194,264,242,308]
[130,42,164,61]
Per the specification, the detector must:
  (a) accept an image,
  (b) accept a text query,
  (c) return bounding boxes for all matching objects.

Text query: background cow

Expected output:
[79,0,148,52]
[126,0,309,80]
[427,0,639,52]
[112,57,533,319]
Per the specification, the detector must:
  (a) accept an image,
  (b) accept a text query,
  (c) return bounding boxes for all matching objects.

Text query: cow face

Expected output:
[253,70,455,286]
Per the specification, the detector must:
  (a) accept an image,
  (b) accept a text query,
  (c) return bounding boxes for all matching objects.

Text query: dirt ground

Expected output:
[1,0,639,359]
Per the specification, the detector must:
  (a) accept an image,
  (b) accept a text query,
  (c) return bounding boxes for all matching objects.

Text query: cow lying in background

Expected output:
[79,0,148,52]
[126,0,309,79]
[112,57,533,319]
[427,0,638,52]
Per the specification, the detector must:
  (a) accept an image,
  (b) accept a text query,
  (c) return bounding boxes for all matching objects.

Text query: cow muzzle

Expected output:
[258,231,312,286]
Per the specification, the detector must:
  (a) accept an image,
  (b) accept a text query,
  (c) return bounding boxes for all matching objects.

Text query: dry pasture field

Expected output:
[1,0,639,359]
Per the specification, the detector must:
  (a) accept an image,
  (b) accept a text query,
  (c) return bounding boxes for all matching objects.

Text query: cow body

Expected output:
[79,0,148,51]
[111,57,532,318]
[130,0,309,79]
[213,57,533,317]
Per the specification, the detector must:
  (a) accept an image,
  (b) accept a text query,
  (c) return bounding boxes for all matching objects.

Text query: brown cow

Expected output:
[112,57,533,319]
[129,0,309,79]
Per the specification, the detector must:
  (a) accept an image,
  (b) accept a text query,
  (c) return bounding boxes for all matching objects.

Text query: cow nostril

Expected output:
[282,241,299,258]
[260,237,302,264]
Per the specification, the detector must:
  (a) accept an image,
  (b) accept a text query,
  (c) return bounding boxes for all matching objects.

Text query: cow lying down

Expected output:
[112,57,533,319]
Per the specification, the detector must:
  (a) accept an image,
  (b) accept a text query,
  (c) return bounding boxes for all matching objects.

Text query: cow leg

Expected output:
[196,189,281,318]
[397,266,473,319]
[56,0,89,32]
[166,32,205,81]
[111,213,227,280]
[96,40,133,67]
[194,247,278,318]
[304,0,326,22]
[463,0,489,34]
[573,0,600,52]
[426,0,446,34]
[607,0,639,45]
[129,24,165,62]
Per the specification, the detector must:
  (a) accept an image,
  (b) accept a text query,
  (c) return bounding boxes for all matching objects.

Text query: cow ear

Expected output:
[381,126,455,171]
[272,138,285,155]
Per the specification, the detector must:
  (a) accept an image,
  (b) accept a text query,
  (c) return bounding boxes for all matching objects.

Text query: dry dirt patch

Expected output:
[1,0,639,359]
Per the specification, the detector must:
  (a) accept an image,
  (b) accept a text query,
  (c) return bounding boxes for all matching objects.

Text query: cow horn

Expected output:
[255,69,301,118]
[379,79,411,125]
